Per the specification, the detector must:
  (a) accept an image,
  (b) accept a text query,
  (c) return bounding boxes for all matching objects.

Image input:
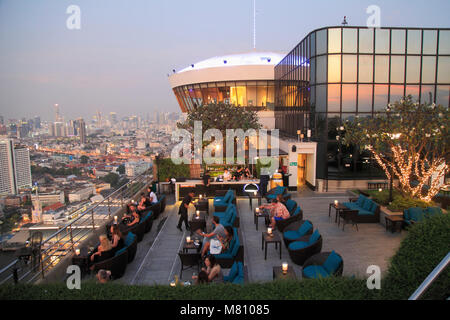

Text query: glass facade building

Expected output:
[173,80,275,112]
[275,27,450,182]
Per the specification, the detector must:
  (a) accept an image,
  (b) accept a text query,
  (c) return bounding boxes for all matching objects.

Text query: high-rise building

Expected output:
[0,139,32,195]
[109,112,118,125]
[78,118,86,144]
[34,116,41,129]
[54,103,62,122]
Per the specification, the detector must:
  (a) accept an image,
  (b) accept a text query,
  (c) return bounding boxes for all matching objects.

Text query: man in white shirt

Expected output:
[149,190,158,204]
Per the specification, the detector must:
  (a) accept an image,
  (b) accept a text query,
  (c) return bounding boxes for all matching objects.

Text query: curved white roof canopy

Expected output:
[169,51,285,89]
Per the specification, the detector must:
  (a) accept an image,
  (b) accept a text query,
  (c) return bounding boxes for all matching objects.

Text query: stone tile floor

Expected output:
[119,192,405,285]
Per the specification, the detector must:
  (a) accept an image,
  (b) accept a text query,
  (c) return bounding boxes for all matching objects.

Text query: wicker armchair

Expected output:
[302,251,343,279]
[276,207,304,233]
[282,219,313,247]
[287,232,323,265]
[91,249,128,279]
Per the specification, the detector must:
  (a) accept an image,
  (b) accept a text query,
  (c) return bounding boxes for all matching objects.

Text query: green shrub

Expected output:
[0,278,374,300]
[380,214,450,300]
[387,196,433,212]
[156,158,190,181]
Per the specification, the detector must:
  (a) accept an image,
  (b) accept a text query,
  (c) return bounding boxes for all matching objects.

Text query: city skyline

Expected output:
[1,0,450,120]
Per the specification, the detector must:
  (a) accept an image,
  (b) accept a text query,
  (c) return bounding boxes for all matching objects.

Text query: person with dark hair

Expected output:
[203,254,223,283]
[122,204,140,227]
[177,191,194,232]
[198,216,226,257]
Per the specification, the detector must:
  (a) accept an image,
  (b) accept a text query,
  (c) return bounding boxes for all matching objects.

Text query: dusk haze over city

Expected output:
[0,0,449,309]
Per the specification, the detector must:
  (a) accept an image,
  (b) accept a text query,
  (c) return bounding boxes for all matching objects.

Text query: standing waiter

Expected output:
[177,191,195,232]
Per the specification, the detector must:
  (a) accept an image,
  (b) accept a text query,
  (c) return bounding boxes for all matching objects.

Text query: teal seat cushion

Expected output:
[363,199,374,211]
[426,207,442,216]
[284,230,301,240]
[224,261,239,282]
[303,265,329,279]
[292,207,301,216]
[357,209,374,216]
[141,212,151,224]
[369,201,378,213]
[286,199,297,213]
[409,207,424,221]
[308,230,320,245]
[356,195,365,207]
[288,241,309,250]
[298,220,312,236]
[343,202,359,210]
[124,232,135,247]
[403,209,410,221]
[114,247,127,257]
[322,251,342,274]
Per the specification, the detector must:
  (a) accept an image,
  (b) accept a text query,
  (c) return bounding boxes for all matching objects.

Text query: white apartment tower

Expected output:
[0,139,32,195]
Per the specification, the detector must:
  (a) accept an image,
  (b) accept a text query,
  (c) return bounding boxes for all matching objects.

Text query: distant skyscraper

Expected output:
[78,118,86,144]
[109,112,117,125]
[0,116,4,125]
[54,104,62,122]
[34,116,41,129]
[0,139,32,195]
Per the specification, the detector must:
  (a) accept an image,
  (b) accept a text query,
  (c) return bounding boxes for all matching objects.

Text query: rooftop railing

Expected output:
[0,171,152,285]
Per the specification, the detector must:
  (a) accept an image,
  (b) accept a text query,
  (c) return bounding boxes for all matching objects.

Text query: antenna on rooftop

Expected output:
[342,16,348,26]
[253,0,256,49]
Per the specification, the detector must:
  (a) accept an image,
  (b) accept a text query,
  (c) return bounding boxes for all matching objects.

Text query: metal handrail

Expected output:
[408,252,450,300]
[0,170,152,284]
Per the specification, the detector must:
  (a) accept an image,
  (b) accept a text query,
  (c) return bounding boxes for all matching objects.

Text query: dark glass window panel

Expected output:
[328,54,341,83]
[328,84,341,112]
[423,30,437,55]
[311,85,316,106]
[391,29,406,54]
[436,85,450,108]
[316,55,327,83]
[374,85,389,111]
[328,28,342,53]
[359,28,374,53]
[310,57,316,84]
[390,56,405,83]
[375,29,390,53]
[316,29,327,55]
[406,56,421,83]
[407,30,422,54]
[358,84,373,112]
[342,55,357,83]
[405,85,420,103]
[358,55,374,83]
[343,28,358,53]
[316,85,326,112]
[375,55,389,83]
[342,84,357,112]
[390,85,404,104]
[422,56,436,84]
[420,85,435,104]
[311,32,316,57]
[247,85,257,107]
[437,56,450,84]
[439,30,450,55]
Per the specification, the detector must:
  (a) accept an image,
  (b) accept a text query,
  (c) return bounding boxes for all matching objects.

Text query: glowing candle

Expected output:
[334,200,338,206]
[75,249,80,255]
[267,227,272,235]
[255,207,260,213]
[282,262,288,274]
[199,194,202,199]
[186,236,191,243]
[379,188,382,192]
[114,216,118,223]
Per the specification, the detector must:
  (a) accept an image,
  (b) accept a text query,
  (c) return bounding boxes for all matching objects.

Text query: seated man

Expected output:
[223,169,232,181]
[197,216,226,257]
[149,189,158,204]
[258,194,290,229]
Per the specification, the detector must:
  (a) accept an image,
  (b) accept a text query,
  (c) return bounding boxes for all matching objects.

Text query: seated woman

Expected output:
[90,234,114,265]
[203,255,223,283]
[257,194,290,229]
[122,204,140,227]
[201,226,233,259]
[223,169,232,181]
[110,224,124,254]
[137,193,152,214]
[243,167,252,178]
